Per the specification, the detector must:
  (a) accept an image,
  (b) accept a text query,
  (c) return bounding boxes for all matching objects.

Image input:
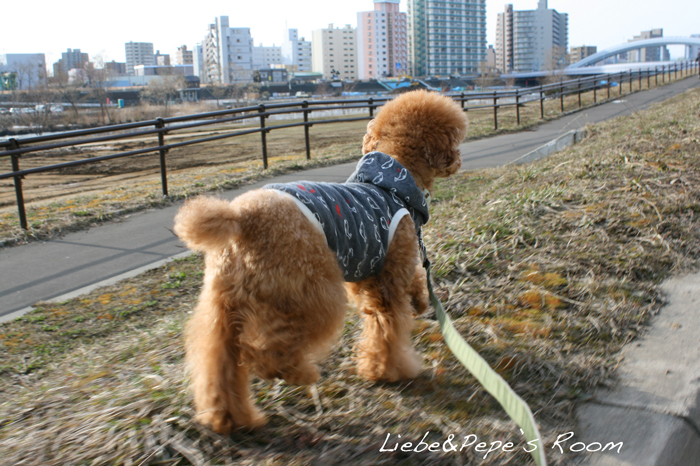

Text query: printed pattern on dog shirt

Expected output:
[264,152,429,281]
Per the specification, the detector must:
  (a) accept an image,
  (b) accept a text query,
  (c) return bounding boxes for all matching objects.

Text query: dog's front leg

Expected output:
[350,217,423,381]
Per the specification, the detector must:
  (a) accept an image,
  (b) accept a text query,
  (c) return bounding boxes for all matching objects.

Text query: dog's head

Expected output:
[362,90,468,185]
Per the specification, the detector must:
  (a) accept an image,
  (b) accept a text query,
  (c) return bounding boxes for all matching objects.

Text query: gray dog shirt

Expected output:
[264,152,429,281]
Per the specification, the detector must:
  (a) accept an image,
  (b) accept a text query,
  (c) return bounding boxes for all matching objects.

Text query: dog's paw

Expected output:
[282,364,320,386]
[196,408,267,434]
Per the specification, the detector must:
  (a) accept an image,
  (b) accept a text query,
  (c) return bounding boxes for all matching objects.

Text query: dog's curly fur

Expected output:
[174,90,468,433]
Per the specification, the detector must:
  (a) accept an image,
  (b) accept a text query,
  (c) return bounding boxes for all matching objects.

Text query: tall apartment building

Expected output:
[125,42,155,76]
[570,45,597,65]
[312,24,358,80]
[252,44,283,70]
[357,0,407,80]
[495,0,568,73]
[201,16,254,84]
[176,45,194,65]
[495,4,513,73]
[407,0,486,77]
[193,43,204,78]
[628,29,670,62]
[53,48,89,76]
[281,28,312,72]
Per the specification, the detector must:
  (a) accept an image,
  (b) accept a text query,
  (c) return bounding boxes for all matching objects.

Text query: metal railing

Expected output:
[1,61,697,229]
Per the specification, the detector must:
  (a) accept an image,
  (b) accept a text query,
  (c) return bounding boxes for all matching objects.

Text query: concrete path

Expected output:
[576,272,700,466]
[1,77,698,323]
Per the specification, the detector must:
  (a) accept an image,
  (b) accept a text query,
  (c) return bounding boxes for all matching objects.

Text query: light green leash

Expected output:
[419,188,545,465]
[423,258,547,466]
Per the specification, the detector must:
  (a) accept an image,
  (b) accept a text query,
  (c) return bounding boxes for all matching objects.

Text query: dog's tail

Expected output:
[174,196,241,252]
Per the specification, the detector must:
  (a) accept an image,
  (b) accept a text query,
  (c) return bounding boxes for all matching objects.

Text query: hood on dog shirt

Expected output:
[264,151,429,281]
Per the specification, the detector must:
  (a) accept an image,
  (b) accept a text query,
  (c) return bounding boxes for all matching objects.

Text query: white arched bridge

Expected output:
[502,36,700,80]
[567,37,700,69]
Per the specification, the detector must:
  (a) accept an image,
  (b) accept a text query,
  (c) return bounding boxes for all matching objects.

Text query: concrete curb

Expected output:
[0,250,195,323]
[509,128,588,166]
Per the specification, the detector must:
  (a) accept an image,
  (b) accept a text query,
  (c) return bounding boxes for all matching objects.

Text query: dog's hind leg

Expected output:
[185,267,265,433]
[350,217,423,382]
[250,272,348,387]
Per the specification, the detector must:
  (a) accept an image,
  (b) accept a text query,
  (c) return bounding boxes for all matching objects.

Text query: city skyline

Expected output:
[2,0,698,68]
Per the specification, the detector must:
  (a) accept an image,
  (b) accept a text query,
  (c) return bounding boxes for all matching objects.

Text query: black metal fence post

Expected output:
[9,139,28,230]
[155,117,169,196]
[560,81,565,112]
[539,85,544,119]
[647,69,650,89]
[368,98,374,118]
[302,100,311,160]
[258,104,268,169]
[515,89,520,125]
[629,71,633,93]
[460,92,465,110]
[493,91,498,130]
[619,73,623,96]
[577,78,582,108]
[593,78,597,103]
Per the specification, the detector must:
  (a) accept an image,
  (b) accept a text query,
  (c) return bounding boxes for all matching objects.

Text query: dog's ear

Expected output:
[426,131,462,174]
[362,119,379,154]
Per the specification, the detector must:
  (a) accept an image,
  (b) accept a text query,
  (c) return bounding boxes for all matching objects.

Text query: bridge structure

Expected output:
[503,36,700,81]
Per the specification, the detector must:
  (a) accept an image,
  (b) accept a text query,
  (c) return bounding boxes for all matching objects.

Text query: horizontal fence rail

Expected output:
[1,62,697,229]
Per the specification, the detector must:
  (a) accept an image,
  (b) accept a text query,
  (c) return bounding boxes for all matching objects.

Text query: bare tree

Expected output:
[207,84,231,107]
[141,75,186,117]
[49,68,84,117]
[476,60,500,90]
[85,56,116,124]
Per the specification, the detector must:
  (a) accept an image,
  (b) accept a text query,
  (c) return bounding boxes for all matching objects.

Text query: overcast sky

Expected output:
[2,0,698,66]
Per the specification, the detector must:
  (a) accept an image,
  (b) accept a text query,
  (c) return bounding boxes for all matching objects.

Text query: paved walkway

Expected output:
[1,77,698,321]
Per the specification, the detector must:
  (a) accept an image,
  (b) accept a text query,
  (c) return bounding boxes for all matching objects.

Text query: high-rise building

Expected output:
[357,1,407,80]
[407,0,486,77]
[53,48,89,76]
[201,16,254,84]
[125,42,155,76]
[281,28,312,72]
[253,44,283,70]
[570,46,597,65]
[495,4,513,73]
[193,43,204,78]
[629,29,670,62]
[176,45,194,65]
[495,1,568,73]
[312,24,358,80]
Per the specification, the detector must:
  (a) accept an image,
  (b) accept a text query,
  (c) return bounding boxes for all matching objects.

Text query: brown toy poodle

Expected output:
[174,90,468,433]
